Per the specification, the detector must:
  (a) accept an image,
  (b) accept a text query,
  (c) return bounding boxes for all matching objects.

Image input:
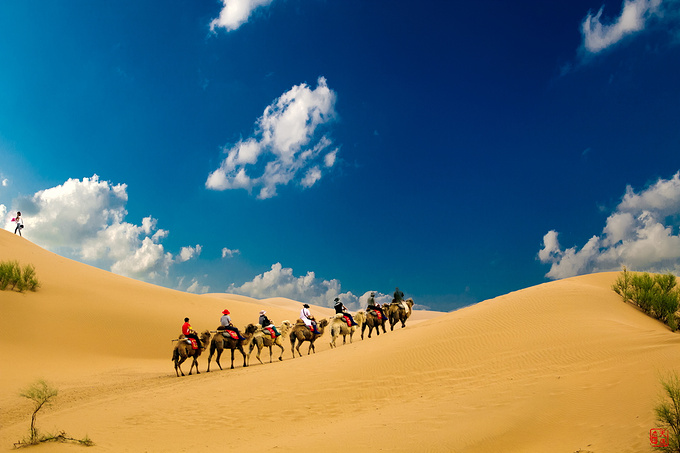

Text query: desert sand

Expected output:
[1,228,679,452]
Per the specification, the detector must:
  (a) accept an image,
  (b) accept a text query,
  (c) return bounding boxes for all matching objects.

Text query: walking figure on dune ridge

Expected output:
[12,211,23,236]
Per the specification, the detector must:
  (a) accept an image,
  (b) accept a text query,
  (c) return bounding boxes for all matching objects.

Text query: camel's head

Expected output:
[200,330,212,343]
[244,323,259,335]
[318,318,329,328]
[354,310,366,323]
[279,320,293,333]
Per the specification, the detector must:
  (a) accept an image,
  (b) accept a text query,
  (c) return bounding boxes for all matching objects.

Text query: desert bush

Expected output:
[0,260,39,292]
[14,379,93,448]
[17,379,58,445]
[654,373,680,452]
[612,266,633,303]
[612,268,679,331]
[20,264,40,291]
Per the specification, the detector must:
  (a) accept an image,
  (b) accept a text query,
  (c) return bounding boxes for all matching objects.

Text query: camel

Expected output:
[247,320,293,365]
[329,311,366,348]
[289,318,329,358]
[361,308,387,339]
[172,329,212,377]
[386,298,415,330]
[206,323,258,371]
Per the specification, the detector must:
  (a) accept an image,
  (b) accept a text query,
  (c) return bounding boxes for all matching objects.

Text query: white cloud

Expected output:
[539,171,680,279]
[177,244,202,262]
[186,278,211,294]
[581,0,663,53]
[210,0,275,33]
[301,166,322,188]
[1,178,8,187]
[4,175,195,281]
[227,262,377,310]
[222,247,240,258]
[206,77,338,199]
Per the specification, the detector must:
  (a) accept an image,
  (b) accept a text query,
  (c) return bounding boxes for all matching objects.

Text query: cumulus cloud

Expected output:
[538,171,680,279]
[1,178,8,187]
[226,262,389,311]
[581,0,663,53]
[222,247,240,258]
[177,244,202,262]
[186,278,211,294]
[3,175,194,281]
[210,0,275,33]
[206,77,339,199]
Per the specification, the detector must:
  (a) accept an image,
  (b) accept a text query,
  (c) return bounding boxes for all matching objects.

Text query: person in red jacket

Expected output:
[181,317,202,348]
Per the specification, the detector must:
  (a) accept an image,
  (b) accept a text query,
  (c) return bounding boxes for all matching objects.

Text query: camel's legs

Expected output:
[239,346,248,368]
[189,357,200,375]
[212,348,223,371]
[275,343,284,361]
[175,356,187,377]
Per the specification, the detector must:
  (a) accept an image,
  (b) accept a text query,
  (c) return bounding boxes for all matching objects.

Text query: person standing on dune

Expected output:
[12,211,23,236]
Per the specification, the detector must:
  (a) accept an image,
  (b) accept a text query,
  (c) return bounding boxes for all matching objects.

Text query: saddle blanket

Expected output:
[343,315,352,327]
[264,327,276,339]
[369,310,382,320]
[188,338,198,350]
[221,330,239,340]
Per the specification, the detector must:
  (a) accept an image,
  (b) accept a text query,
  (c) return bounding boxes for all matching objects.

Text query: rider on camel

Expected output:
[258,310,280,336]
[220,309,246,340]
[333,297,357,326]
[300,304,321,334]
[181,317,203,348]
[366,292,386,320]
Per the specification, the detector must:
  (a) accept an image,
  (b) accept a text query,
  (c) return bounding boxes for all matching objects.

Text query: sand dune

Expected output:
[1,228,679,452]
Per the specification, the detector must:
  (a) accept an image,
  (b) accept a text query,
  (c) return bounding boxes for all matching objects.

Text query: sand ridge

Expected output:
[1,229,679,452]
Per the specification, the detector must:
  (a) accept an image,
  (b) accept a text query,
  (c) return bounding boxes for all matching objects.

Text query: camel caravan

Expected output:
[171,288,415,377]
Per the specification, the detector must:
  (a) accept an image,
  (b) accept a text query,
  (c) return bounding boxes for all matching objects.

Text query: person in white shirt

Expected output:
[300,303,320,334]
[13,211,23,236]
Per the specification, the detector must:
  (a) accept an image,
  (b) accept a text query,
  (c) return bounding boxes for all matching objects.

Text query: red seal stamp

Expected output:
[650,428,669,448]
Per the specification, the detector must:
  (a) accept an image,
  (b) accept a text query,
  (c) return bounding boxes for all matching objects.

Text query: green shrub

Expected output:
[655,373,680,452]
[14,380,93,448]
[0,260,39,292]
[612,268,680,331]
[612,266,633,303]
[21,264,40,291]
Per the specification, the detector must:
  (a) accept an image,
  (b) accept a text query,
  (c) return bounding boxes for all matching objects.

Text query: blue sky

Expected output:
[2,0,680,311]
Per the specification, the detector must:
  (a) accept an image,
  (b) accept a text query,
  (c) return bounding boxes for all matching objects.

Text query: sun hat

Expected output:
[259,310,266,315]
[303,304,309,308]
[222,309,230,315]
